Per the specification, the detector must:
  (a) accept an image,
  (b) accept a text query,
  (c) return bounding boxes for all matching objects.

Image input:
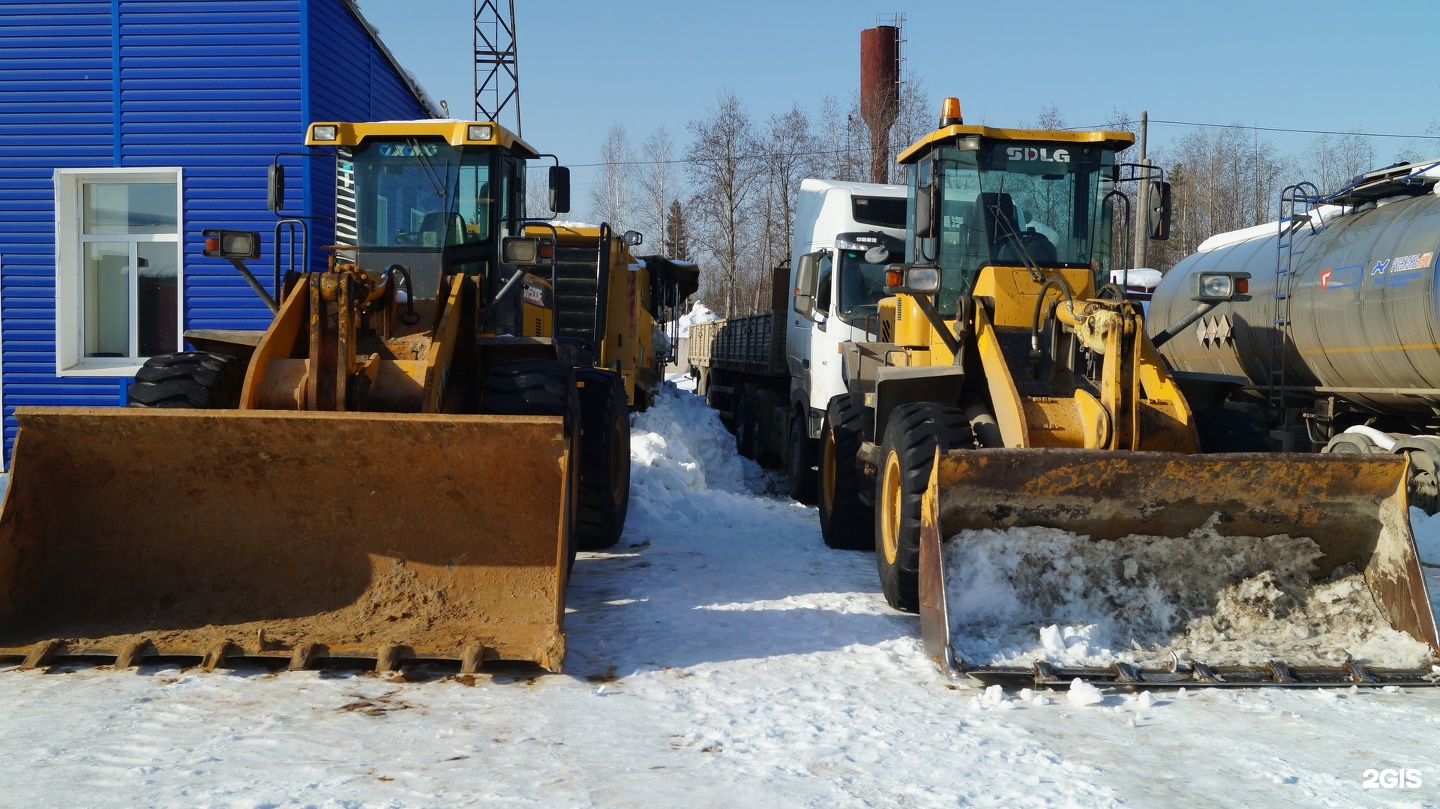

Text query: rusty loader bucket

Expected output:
[919,449,1440,687]
[0,407,574,673]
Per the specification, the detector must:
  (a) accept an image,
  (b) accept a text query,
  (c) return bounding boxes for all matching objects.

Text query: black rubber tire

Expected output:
[875,403,973,613]
[482,359,580,571]
[126,351,243,408]
[481,359,575,417]
[735,384,757,459]
[818,393,875,550]
[786,412,818,505]
[574,368,630,550]
[1196,407,1270,452]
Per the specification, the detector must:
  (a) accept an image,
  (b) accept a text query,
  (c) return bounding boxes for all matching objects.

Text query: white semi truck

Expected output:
[689,178,907,502]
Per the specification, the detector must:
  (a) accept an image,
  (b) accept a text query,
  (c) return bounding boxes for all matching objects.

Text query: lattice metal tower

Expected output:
[474,0,520,134]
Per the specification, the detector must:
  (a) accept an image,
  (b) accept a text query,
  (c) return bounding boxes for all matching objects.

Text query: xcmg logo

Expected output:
[1006,146,1070,163]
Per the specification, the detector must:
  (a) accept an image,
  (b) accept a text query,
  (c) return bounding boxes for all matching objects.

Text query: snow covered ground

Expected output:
[2,377,1439,807]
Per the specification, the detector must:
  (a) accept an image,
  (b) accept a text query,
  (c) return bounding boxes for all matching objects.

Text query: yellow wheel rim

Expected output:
[880,449,902,564]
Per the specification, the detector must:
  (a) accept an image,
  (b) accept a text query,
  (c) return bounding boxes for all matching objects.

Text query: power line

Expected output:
[1145,119,1440,141]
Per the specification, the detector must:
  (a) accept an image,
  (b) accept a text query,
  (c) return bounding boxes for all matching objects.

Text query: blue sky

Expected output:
[356,0,1440,217]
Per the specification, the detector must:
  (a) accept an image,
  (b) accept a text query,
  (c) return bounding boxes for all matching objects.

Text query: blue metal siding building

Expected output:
[0,0,435,464]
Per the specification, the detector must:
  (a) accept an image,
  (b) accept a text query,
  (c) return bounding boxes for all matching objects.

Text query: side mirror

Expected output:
[1150,180,1173,241]
[792,251,821,318]
[549,166,571,215]
[267,164,285,213]
[915,185,936,239]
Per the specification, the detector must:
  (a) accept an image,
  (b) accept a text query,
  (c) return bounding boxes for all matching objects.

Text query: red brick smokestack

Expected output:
[860,26,900,184]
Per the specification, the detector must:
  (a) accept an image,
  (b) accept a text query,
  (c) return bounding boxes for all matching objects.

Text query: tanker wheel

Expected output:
[876,403,973,613]
[818,393,874,550]
[482,359,581,570]
[574,368,631,550]
[786,412,818,505]
[1196,407,1270,452]
[127,351,243,408]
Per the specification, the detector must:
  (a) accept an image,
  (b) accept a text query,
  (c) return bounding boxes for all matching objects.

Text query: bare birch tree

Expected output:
[685,90,764,316]
[590,124,634,230]
[636,127,676,245]
[1302,132,1376,194]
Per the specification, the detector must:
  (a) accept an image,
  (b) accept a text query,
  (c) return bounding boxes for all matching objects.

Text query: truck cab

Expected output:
[788,179,907,439]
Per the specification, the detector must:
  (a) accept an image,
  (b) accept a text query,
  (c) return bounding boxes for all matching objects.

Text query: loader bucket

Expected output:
[0,407,573,673]
[918,448,1440,687]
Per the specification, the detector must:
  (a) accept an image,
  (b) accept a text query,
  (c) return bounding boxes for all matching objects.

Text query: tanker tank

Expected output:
[1151,160,1440,417]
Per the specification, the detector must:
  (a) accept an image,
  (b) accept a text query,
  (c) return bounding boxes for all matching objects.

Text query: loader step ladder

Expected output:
[552,224,612,365]
[1270,182,1322,409]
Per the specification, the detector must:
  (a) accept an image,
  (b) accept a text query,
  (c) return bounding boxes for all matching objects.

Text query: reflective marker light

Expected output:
[468,124,494,141]
[311,124,338,142]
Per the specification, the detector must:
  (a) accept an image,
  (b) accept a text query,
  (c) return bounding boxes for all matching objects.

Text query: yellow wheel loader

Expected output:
[816,98,1439,686]
[0,120,688,674]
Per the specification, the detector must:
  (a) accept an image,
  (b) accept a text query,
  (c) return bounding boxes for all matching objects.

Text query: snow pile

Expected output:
[1108,267,1163,291]
[676,300,719,338]
[624,384,768,532]
[943,522,1436,669]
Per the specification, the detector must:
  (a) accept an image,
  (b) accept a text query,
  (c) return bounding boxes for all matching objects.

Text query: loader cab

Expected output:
[899,110,1135,318]
[306,121,559,336]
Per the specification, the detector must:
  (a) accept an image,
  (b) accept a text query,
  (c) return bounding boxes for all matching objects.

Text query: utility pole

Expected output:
[1132,111,1150,270]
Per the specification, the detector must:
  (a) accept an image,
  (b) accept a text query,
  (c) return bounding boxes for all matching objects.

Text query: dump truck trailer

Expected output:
[821,98,1439,686]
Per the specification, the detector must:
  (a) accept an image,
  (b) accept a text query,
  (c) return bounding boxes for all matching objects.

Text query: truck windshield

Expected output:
[836,233,905,315]
[925,141,1116,315]
[342,137,494,250]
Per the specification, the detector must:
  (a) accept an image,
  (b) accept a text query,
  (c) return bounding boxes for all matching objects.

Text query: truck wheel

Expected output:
[786,412,818,505]
[127,351,243,408]
[876,403,973,613]
[750,388,778,467]
[482,359,581,570]
[735,385,757,458]
[818,393,874,550]
[574,368,630,550]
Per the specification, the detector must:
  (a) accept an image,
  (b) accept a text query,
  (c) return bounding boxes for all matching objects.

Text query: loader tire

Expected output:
[574,368,630,550]
[876,403,973,613]
[819,393,874,550]
[481,359,575,417]
[126,351,242,408]
[482,359,581,570]
[786,412,818,505]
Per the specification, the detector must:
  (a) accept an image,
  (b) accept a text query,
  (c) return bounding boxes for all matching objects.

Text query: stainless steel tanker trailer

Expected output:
[1149,159,1440,509]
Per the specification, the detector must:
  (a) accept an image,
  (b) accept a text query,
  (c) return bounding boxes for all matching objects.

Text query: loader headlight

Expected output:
[310,124,338,142]
[202,228,261,260]
[884,264,940,295]
[467,124,494,141]
[1191,271,1251,303]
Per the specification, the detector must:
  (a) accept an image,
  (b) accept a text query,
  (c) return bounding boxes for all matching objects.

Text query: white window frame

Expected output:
[54,167,184,376]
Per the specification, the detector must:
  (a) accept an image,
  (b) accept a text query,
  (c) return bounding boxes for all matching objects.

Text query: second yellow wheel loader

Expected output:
[817,98,1439,686]
[0,120,694,674]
